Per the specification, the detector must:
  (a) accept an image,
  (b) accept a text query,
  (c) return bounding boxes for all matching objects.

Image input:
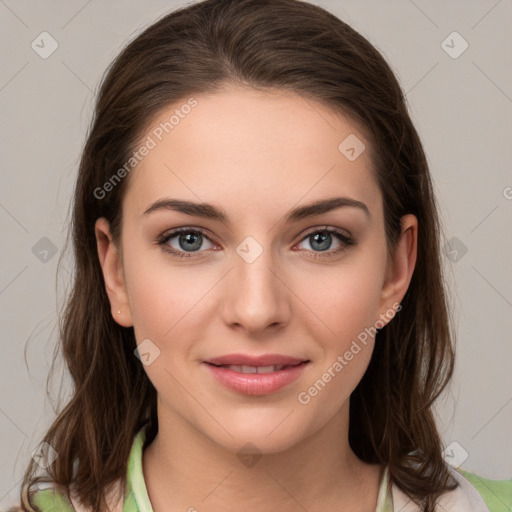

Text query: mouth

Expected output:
[202,358,310,396]
[205,362,305,373]
[204,353,309,367]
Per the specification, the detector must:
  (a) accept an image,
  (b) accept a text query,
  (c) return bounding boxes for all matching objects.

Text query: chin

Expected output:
[199,410,311,456]
[214,429,305,457]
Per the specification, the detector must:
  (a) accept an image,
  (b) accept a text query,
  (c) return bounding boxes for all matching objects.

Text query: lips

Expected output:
[204,353,308,367]
[202,353,310,395]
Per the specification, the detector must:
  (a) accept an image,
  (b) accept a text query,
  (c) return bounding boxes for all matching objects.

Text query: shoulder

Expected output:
[390,465,511,512]
[456,468,512,512]
[28,486,77,512]
[26,480,125,512]
[33,486,78,512]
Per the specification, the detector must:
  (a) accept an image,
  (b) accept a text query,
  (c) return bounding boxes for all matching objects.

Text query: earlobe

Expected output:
[378,214,418,323]
[94,217,133,327]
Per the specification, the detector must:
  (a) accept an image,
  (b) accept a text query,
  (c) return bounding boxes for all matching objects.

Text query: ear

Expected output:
[377,214,418,324]
[95,217,133,327]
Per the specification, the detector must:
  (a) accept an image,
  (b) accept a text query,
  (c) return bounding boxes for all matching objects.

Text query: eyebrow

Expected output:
[142,196,370,224]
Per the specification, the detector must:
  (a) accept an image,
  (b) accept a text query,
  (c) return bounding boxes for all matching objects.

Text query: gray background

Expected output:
[1,0,511,507]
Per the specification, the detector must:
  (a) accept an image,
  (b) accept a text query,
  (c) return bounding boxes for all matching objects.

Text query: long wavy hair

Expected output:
[18,0,457,510]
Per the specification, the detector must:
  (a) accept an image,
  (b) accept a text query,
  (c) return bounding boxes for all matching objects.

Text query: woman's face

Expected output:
[96,85,416,454]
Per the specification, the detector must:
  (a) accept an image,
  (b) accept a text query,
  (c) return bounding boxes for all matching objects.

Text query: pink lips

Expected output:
[203,353,310,396]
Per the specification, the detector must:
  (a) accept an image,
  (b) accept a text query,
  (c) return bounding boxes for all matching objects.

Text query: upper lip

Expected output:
[204,354,309,367]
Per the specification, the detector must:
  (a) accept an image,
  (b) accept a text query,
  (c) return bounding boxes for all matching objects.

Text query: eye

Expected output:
[155,225,355,260]
[156,227,217,258]
[295,226,354,258]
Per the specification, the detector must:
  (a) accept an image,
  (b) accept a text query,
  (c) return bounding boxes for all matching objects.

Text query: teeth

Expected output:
[222,364,287,373]
[255,365,279,374]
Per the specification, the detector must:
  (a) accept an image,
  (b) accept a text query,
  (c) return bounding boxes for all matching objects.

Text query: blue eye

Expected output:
[156,228,216,258]
[295,227,354,258]
[156,226,354,259]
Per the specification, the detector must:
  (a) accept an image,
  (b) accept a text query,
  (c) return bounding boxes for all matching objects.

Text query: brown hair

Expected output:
[18,0,457,510]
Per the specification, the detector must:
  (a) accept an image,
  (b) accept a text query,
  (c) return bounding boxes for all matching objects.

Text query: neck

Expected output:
[142,400,384,512]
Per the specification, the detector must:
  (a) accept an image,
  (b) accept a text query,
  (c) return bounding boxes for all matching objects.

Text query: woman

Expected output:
[10,0,511,511]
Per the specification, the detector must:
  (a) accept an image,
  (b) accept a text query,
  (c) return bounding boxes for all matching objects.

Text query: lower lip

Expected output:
[203,362,309,396]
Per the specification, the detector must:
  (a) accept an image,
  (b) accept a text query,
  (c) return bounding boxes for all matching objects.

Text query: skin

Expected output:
[95,85,418,512]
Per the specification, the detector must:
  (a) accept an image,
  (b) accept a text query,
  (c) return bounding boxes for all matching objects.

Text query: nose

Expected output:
[220,244,291,336]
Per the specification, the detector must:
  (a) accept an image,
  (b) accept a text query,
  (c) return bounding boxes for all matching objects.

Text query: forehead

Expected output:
[123,86,380,220]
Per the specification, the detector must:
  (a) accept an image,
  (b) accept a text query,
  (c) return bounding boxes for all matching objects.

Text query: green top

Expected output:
[456,470,512,512]
[25,427,511,511]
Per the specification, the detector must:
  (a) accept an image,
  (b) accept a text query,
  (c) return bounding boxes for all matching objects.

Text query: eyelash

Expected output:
[155,226,355,260]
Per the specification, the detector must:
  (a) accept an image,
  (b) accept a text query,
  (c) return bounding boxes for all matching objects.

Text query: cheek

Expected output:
[295,253,386,348]
[122,243,209,344]
[295,267,383,419]
[297,244,387,409]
